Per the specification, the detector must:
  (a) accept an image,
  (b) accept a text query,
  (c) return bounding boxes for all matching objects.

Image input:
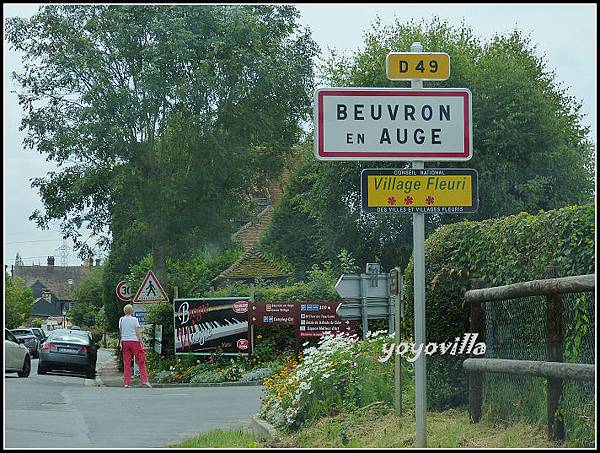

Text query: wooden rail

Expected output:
[464,274,595,303]
[464,271,595,442]
[463,358,595,381]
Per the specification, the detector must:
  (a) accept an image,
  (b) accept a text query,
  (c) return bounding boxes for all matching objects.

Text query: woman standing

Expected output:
[119,304,152,388]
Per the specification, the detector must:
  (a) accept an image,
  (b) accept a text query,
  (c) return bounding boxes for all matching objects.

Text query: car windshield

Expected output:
[12,330,34,337]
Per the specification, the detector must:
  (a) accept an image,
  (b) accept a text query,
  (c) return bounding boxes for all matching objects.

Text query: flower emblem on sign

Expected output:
[426,195,435,205]
[387,196,397,205]
[404,196,414,205]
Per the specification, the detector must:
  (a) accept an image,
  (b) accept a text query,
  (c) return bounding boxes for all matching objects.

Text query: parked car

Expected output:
[30,327,47,344]
[10,329,40,358]
[38,329,97,379]
[4,329,31,377]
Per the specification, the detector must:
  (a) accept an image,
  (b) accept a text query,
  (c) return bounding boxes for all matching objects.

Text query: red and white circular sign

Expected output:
[232,300,248,314]
[116,280,133,302]
[236,339,249,350]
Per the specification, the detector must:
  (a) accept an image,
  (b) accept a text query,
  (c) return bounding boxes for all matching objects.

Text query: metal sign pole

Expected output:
[393,268,403,416]
[411,41,427,448]
[250,284,255,360]
[360,275,368,339]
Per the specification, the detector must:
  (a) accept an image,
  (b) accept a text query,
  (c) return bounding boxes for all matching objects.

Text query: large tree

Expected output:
[263,18,595,274]
[6,5,318,288]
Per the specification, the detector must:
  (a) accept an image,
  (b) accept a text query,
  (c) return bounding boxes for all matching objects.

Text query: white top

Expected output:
[119,315,140,341]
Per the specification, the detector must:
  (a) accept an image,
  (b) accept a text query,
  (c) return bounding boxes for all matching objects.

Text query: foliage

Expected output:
[6,5,318,330]
[73,266,104,307]
[30,319,43,328]
[402,204,595,410]
[144,301,175,358]
[147,352,279,385]
[5,274,35,329]
[68,265,105,328]
[67,302,98,327]
[103,244,240,334]
[101,219,153,332]
[262,18,594,275]
[260,331,414,431]
[128,247,242,298]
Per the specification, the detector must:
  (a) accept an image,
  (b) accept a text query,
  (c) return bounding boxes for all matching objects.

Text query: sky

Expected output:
[3,3,597,269]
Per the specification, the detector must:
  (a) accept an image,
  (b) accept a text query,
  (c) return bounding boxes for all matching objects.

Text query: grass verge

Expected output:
[168,405,568,448]
[167,429,265,448]
[268,404,562,448]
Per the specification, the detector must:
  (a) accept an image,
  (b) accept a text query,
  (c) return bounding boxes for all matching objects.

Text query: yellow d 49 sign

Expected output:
[386,52,450,81]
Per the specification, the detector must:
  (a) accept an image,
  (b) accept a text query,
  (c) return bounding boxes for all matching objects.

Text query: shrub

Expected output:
[402,204,595,410]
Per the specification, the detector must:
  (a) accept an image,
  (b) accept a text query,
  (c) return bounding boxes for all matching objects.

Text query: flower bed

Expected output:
[146,350,282,385]
[260,331,411,431]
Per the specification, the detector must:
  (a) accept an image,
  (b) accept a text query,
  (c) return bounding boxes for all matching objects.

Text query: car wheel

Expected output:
[18,355,31,378]
[86,365,96,380]
[37,363,48,374]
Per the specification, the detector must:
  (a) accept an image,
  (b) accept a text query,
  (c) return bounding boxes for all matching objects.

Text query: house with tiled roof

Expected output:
[11,256,96,320]
[211,169,293,288]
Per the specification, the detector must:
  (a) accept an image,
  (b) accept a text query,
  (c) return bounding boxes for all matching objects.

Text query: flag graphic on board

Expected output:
[133,270,169,303]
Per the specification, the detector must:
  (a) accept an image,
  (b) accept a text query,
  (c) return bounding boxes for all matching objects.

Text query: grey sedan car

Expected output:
[38,329,97,379]
[10,329,40,358]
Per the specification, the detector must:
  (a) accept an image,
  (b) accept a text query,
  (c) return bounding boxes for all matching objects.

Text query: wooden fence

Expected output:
[463,271,595,441]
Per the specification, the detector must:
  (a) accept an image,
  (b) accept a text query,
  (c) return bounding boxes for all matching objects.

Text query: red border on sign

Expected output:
[116,280,132,302]
[133,270,169,303]
[317,89,471,160]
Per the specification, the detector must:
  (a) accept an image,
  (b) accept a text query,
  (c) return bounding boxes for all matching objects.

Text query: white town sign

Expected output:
[314,87,472,161]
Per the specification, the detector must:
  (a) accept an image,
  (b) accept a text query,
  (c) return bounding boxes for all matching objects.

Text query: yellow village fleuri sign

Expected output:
[361,168,478,213]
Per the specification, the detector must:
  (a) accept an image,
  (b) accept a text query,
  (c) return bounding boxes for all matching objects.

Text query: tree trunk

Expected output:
[152,240,168,297]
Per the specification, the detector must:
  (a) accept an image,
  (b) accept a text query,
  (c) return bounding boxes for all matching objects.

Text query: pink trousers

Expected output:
[122,340,148,385]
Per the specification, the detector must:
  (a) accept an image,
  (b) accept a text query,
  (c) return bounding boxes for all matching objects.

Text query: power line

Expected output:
[6,255,51,261]
[5,239,62,244]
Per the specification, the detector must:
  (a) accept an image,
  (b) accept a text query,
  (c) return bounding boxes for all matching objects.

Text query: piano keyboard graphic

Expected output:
[176,317,248,350]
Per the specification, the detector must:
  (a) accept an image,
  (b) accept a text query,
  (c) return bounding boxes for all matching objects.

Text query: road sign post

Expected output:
[315,40,475,447]
[390,267,403,416]
[410,41,427,449]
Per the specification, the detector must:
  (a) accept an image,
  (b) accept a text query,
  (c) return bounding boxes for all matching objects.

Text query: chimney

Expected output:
[47,256,55,266]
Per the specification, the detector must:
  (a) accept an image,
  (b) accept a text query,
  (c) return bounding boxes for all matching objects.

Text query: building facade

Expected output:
[11,256,96,323]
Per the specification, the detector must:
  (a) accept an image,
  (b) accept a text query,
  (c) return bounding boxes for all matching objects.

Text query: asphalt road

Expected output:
[4,350,265,448]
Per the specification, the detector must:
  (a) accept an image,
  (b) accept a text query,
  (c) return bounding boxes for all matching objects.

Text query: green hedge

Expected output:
[402,204,595,410]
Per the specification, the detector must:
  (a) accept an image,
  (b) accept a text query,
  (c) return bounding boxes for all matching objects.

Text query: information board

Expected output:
[174,297,250,355]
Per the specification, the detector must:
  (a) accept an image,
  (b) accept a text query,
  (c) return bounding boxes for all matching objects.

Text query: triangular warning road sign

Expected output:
[133,270,169,303]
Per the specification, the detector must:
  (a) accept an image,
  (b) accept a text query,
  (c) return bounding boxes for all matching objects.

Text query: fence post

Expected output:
[468,278,485,423]
[545,266,565,441]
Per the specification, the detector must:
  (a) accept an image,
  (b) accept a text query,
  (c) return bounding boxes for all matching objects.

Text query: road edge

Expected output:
[249,414,279,439]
